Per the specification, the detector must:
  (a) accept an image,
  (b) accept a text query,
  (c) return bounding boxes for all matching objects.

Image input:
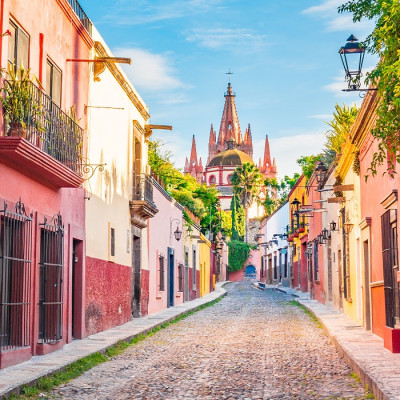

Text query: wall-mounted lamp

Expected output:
[170,218,182,241]
[330,220,337,231]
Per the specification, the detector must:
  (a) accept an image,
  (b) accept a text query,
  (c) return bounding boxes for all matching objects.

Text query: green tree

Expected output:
[323,103,359,165]
[338,1,400,176]
[230,194,245,241]
[231,162,263,242]
[297,154,322,181]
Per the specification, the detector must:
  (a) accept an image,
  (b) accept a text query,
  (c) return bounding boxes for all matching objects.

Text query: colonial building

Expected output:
[184,82,277,213]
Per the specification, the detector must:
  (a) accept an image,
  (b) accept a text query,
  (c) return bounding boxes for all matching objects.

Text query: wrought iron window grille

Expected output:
[0,199,32,353]
[38,213,64,344]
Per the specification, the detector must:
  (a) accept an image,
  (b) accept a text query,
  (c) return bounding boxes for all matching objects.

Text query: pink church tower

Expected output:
[184,135,204,183]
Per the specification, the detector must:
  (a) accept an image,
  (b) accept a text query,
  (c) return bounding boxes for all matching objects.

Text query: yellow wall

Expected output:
[336,141,362,325]
[288,175,308,262]
[199,233,211,297]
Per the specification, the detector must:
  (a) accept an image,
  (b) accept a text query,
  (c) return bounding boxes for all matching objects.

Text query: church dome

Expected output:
[208,148,254,167]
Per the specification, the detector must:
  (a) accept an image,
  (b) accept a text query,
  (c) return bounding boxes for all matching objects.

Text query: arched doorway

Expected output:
[245,265,256,276]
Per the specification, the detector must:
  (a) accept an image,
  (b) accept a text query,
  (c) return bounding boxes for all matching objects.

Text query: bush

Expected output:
[228,240,251,272]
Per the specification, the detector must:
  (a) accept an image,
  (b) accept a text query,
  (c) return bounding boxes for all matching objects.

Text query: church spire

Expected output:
[190,135,198,166]
[263,134,272,168]
[217,82,242,148]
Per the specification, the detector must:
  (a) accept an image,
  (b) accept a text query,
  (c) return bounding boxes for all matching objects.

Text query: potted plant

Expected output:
[1,63,43,139]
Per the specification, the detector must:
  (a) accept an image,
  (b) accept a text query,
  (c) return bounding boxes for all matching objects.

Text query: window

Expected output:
[178,263,184,292]
[0,200,32,352]
[314,241,319,281]
[273,254,277,280]
[46,59,62,107]
[159,255,165,291]
[227,174,233,184]
[192,247,197,288]
[184,247,189,267]
[38,214,64,344]
[209,175,216,185]
[110,228,115,257]
[8,20,29,69]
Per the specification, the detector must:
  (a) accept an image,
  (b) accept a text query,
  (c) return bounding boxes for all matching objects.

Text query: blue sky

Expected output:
[80,0,376,178]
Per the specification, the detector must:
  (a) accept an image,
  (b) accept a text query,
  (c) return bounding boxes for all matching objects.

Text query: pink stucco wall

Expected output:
[147,183,184,315]
[228,249,260,282]
[0,0,90,368]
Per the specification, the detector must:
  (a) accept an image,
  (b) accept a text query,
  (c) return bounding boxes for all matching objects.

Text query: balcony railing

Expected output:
[3,81,83,175]
[67,0,92,35]
[133,173,155,205]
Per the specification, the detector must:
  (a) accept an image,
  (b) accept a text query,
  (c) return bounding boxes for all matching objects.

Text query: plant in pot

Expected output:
[1,63,43,139]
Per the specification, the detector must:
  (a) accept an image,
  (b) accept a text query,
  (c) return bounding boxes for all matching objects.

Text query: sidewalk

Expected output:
[276,285,400,400]
[0,282,228,399]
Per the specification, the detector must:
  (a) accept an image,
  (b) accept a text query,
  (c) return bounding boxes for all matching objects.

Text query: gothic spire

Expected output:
[217,82,242,146]
[263,134,272,168]
[190,135,198,166]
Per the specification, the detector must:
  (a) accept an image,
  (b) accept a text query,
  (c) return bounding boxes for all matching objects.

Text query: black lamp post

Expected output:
[330,220,337,232]
[339,34,377,93]
[315,161,328,184]
[322,228,330,240]
[291,198,301,231]
[174,226,182,241]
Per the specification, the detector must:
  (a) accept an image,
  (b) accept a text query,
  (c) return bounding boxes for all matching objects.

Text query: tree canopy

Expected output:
[339,0,400,176]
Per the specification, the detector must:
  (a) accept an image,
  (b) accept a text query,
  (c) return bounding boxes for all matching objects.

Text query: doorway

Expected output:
[132,234,141,317]
[363,240,371,330]
[168,248,175,307]
[72,240,82,339]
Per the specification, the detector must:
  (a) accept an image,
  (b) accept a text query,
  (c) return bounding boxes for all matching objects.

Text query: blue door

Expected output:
[168,248,175,307]
[245,265,256,275]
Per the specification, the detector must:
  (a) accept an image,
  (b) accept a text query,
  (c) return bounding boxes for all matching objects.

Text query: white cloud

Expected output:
[302,0,374,33]
[113,47,187,93]
[186,28,268,51]
[308,114,332,120]
[102,0,224,25]
[302,0,343,16]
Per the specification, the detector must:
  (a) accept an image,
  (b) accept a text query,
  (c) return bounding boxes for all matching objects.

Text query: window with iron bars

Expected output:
[192,247,197,288]
[0,200,32,353]
[314,241,319,281]
[178,263,184,292]
[159,255,165,291]
[38,214,64,344]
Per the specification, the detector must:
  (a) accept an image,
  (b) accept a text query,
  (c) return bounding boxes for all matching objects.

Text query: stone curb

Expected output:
[0,282,230,399]
[274,286,392,400]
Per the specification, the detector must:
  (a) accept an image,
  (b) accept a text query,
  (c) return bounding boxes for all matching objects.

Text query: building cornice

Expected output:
[336,141,356,179]
[94,41,150,121]
[57,0,93,49]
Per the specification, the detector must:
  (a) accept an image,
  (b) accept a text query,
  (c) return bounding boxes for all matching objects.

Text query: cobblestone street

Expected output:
[53,281,371,400]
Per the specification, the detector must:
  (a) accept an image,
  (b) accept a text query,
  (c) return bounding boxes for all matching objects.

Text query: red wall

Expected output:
[85,257,132,336]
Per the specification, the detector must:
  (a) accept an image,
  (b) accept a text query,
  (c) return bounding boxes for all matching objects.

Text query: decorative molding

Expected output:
[0,137,82,188]
[381,190,398,210]
[328,197,345,203]
[359,217,372,230]
[129,199,158,229]
[94,41,150,121]
[370,280,384,288]
[333,184,354,192]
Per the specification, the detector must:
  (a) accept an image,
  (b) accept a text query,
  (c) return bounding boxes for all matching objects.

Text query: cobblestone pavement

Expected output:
[52,281,371,400]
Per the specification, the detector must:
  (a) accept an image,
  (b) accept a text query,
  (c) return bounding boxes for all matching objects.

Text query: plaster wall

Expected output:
[199,234,211,297]
[321,169,342,311]
[147,184,184,315]
[85,27,148,267]
[359,133,399,338]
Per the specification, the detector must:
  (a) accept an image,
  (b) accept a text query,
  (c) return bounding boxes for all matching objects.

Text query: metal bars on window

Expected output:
[178,263,184,292]
[159,255,165,291]
[38,214,64,344]
[0,200,32,352]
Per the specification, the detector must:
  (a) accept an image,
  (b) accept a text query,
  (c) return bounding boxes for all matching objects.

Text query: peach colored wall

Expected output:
[147,184,184,315]
[1,0,91,129]
[360,134,398,337]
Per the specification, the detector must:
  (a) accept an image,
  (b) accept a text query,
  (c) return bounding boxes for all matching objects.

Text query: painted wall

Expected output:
[360,133,398,338]
[84,27,151,333]
[147,183,184,315]
[0,0,90,367]
[321,168,342,310]
[199,234,211,297]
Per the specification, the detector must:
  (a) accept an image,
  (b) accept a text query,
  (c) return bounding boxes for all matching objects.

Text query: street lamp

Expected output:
[170,218,182,241]
[330,220,337,232]
[339,34,377,93]
[322,228,330,240]
[315,161,328,184]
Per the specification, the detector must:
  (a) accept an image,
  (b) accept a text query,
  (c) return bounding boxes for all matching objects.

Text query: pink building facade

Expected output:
[0,0,91,368]
[147,181,185,315]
